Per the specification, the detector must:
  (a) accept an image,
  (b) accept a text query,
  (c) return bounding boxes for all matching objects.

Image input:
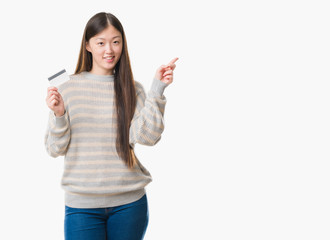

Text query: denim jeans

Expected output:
[64,194,149,240]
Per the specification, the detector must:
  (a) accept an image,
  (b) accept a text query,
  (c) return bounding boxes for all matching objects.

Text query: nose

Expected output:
[105,43,113,54]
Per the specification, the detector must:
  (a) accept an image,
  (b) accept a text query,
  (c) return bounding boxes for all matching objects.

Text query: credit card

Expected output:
[48,69,70,87]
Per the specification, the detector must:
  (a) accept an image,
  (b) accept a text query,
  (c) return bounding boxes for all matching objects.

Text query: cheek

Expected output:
[89,46,103,56]
[115,45,123,55]
[94,48,104,56]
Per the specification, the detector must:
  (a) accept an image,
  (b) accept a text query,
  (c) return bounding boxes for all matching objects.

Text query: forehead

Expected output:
[93,25,122,40]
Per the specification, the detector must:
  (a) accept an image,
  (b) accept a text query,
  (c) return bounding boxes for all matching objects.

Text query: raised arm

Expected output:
[129,58,178,147]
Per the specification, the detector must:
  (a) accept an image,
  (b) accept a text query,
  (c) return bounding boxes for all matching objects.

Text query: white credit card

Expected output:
[48,69,70,87]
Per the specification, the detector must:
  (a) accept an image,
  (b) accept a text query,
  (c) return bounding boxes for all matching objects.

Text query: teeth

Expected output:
[105,57,114,59]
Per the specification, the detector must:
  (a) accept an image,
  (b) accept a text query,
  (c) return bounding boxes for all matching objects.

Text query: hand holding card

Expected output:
[46,86,66,117]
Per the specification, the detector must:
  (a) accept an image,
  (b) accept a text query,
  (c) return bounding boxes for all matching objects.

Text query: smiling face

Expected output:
[86,24,123,75]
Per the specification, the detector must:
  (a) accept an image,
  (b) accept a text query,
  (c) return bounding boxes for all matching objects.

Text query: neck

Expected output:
[90,66,113,75]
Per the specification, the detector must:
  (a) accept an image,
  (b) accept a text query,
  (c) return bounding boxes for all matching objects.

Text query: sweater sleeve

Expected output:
[129,78,168,147]
[44,110,71,157]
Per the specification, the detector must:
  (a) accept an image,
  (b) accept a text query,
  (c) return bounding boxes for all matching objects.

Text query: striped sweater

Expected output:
[44,71,168,208]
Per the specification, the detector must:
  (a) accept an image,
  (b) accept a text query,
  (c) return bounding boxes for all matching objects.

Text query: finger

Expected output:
[48,92,57,100]
[47,89,58,98]
[50,99,59,106]
[53,91,60,98]
[166,62,177,71]
[162,70,173,77]
[157,65,168,73]
[49,94,60,103]
[164,58,178,70]
[48,86,58,91]
[167,64,176,71]
[168,57,179,66]
[165,75,173,82]
[47,87,58,94]
[49,97,56,106]
[51,91,61,98]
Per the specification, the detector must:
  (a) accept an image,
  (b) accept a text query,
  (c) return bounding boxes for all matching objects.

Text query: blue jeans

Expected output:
[64,194,149,240]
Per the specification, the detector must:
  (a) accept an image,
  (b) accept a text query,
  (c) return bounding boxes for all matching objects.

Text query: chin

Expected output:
[102,66,115,74]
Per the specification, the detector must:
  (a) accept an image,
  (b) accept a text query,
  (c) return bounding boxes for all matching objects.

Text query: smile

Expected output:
[104,56,115,63]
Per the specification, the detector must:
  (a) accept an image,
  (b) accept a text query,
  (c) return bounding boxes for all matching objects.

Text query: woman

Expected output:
[44,12,178,240]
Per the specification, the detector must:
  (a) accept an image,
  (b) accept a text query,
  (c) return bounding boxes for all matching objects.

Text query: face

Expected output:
[86,24,123,75]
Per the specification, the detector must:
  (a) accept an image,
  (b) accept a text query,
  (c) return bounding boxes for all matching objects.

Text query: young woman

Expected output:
[44,12,178,240]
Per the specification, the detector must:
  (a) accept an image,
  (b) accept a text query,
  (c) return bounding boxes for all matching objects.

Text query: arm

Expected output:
[129,79,168,147]
[129,57,178,147]
[44,110,71,157]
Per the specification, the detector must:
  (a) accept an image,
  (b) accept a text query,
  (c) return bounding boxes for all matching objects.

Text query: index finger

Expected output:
[168,57,179,66]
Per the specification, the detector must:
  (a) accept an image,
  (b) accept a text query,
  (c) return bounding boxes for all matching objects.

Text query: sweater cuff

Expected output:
[51,110,68,128]
[150,78,168,97]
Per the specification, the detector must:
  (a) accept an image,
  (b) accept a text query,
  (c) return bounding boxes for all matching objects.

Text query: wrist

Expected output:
[54,110,65,117]
[150,78,168,96]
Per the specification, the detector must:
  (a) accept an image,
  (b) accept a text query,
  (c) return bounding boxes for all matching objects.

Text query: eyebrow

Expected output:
[96,36,121,40]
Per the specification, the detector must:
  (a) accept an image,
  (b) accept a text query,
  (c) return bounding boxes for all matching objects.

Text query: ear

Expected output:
[86,41,91,52]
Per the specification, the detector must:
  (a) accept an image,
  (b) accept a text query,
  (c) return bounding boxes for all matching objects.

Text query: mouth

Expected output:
[104,56,115,63]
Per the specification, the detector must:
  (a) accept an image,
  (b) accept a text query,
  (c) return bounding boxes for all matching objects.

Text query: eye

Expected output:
[97,42,104,46]
[114,41,120,44]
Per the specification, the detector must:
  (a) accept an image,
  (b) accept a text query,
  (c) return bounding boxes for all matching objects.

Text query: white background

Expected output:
[0,0,329,239]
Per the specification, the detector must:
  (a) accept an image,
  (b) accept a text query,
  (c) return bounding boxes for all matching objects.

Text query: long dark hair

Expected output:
[75,12,137,168]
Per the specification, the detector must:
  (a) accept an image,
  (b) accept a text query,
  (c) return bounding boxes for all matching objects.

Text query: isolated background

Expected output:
[0,0,329,239]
